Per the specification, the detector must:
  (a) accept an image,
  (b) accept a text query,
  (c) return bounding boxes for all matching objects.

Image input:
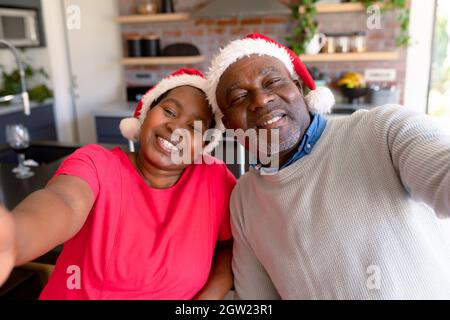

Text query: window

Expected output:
[428,0,450,131]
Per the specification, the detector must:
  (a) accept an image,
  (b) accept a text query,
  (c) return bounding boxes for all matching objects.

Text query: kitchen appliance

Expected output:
[127,86,154,102]
[0,7,40,47]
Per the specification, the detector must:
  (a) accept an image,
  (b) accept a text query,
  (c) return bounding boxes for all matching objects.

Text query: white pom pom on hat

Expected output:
[119,68,224,154]
[206,33,335,117]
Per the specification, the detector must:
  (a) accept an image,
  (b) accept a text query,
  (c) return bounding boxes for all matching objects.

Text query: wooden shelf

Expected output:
[115,12,191,24]
[300,51,399,62]
[302,2,383,14]
[120,56,205,66]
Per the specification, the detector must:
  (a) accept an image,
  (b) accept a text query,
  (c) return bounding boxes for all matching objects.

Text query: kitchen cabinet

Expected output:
[95,116,129,145]
[0,102,57,144]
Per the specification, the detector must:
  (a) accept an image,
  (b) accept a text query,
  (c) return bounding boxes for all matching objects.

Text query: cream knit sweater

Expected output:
[230,105,450,300]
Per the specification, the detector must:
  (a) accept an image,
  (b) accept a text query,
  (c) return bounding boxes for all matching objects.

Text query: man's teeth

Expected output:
[158,137,177,151]
[262,115,283,126]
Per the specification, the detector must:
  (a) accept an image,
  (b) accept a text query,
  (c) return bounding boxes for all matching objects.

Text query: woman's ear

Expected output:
[222,115,230,129]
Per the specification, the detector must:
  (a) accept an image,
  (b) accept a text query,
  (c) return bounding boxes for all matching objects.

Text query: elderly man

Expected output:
[206,33,450,299]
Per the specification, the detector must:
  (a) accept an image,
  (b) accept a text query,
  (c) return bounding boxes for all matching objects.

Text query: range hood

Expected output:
[192,0,290,18]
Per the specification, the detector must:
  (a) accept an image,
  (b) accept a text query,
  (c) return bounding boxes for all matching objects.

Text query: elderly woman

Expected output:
[0,68,235,300]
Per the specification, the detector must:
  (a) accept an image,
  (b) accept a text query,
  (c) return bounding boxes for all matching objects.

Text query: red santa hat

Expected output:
[206,33,335,118]
[120,68,224,154]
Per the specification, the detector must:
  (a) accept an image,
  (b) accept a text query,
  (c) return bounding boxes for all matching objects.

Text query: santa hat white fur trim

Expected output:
[305,87,335,114]
[119,73,225,153]
[206,38,297,113]
[206,37,335,116]
[119,117,141,142]
[140,74,211,122]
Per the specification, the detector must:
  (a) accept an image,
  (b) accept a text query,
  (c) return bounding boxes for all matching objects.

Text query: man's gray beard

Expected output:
[256,126,302,156]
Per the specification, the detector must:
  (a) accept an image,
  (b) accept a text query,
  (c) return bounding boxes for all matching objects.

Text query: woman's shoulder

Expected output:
[66,144,125,169]
[74,144,123,158]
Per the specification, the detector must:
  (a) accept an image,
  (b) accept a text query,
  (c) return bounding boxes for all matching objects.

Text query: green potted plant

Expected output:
[0,60,53,105]
[286,0,320,55]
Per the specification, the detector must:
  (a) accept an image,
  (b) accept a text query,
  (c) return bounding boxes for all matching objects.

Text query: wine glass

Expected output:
[5,124,34,179]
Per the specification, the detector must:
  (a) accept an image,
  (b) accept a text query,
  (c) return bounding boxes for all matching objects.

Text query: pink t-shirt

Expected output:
[39,144,235,300]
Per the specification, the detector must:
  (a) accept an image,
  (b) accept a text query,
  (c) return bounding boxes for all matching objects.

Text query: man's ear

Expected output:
[294,79,304,94]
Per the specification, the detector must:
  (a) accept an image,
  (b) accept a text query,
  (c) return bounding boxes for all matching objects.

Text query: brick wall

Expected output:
[118,0,406,103]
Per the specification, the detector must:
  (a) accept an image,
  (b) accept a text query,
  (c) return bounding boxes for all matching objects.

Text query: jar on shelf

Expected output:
[141,34,161,57]
[336,33,351,53]
[160,0,175,13]
[351,31,368,53]
[136,0,158,15]
[321,33,337,54]
[127,34,143,57]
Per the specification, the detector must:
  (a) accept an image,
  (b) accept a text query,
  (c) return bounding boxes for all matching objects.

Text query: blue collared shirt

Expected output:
[252,113,327,173]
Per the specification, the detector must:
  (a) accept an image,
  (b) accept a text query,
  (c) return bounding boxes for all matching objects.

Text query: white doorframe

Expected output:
[404,0,436,113]
[41,0,78,143]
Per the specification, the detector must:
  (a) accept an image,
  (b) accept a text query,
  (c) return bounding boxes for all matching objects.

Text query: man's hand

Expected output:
[0,206,16,287]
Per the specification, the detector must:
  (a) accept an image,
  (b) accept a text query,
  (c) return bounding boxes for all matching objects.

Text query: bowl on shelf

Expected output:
[340,86,368,104]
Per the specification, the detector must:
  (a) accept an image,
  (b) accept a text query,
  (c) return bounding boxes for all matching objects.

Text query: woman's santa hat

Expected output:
[120,68,224,154]
[206,33,335,118]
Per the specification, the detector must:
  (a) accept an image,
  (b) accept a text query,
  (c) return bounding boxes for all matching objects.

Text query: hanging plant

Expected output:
[355,0,411,47]
[286,0,319,55]
[286,0,411,55]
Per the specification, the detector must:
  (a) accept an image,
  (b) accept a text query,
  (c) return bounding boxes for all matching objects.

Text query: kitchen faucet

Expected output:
[0,39,31,116]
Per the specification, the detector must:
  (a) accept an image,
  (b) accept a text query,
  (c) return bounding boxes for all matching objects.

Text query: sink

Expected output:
[0,144,79,165]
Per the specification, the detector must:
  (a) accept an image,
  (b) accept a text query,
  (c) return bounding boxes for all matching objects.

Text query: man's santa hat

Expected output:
[206,33,335,118]
[120,68,224,154]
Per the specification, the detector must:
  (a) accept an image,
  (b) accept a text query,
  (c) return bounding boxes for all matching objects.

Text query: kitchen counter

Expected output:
[93,101,136,118]
[0,99,54,116]
[0,141,125,210]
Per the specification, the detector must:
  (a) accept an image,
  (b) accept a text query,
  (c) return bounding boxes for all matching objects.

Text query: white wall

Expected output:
[404,0,436,113]
[41,0,77,142]
[63,0,125,144]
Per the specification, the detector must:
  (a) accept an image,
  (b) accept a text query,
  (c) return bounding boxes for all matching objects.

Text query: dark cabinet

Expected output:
[95,116,129,145]
[0,103,57,144]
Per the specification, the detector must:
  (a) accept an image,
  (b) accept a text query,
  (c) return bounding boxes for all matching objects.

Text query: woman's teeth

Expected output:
[261,115,283,126]
[157,136,177,152]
